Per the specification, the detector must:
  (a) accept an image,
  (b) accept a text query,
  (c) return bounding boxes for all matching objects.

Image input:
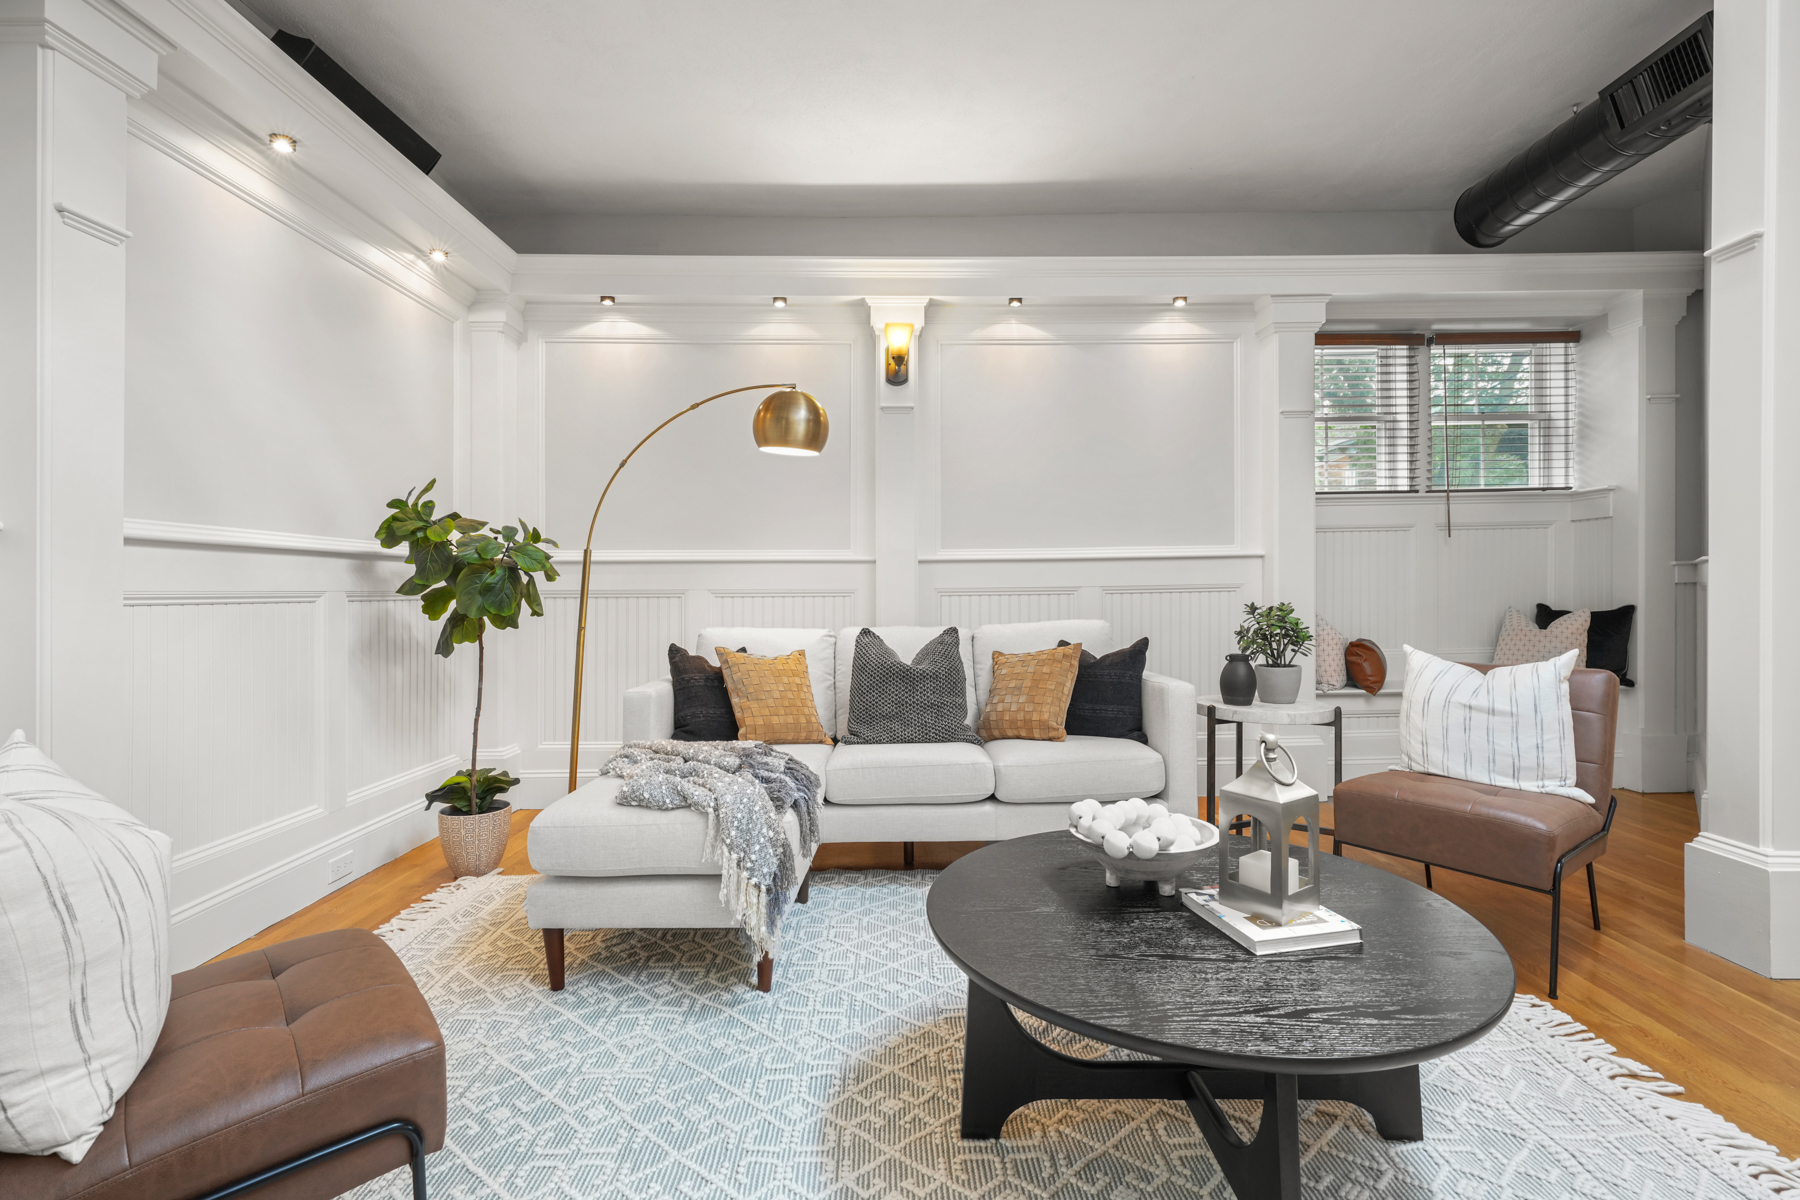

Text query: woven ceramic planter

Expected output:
[438,801,511,877]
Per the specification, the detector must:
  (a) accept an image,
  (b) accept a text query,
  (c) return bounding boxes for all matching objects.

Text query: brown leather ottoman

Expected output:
[0,928,446,1200]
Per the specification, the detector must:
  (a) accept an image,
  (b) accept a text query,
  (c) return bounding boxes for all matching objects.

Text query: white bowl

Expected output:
[1069,814,1220,896]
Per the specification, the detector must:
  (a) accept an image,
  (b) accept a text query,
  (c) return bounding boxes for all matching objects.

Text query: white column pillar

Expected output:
[1254,296,1329,696]
[1686,0,1800,978]
[868,298,927,625]
[0,2,166,794]
[1607,290,1693,793]
[465,295,525,770]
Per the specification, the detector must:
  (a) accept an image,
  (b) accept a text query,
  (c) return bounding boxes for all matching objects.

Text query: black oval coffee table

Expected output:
[928,831,1515,1200]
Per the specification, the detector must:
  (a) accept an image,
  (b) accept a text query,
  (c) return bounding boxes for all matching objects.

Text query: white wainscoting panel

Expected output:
[125,594,322,861]
[1438,524,1552,659]
[1102,586,1242,689]
[713,591,858,630]
[540,592,686,747]
[347,596,462,801]
[937,589,1078,630]
[1316,527,1413,652]
[1571,517,1615,610]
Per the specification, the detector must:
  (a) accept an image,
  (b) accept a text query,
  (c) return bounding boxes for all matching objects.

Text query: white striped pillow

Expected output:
[1397,647,1594,805]
[0,731,173,1163]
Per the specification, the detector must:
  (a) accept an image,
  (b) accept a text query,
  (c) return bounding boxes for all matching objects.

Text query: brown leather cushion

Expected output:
[1334,771,1608,889]
[0,929,446,1200]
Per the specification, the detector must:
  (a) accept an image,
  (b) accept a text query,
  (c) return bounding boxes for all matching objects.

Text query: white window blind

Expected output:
[1430,334,1578,491]
[1314,334,1421,493]
[1315,330,1579,493]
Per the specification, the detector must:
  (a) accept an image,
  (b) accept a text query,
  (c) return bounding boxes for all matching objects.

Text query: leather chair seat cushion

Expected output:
[528,771,811,876]
[0,929,445,1200]
[987,735,1165,804]
[824,742,996,805]
[1333,770,1606,890]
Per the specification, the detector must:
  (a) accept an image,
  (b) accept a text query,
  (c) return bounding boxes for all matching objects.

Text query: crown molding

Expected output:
[125,518,405,559]
[53,202,131,244]
[1704,229,1763,263]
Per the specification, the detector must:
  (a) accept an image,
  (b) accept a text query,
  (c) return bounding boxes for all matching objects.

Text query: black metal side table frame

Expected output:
[1204,703,1342,838]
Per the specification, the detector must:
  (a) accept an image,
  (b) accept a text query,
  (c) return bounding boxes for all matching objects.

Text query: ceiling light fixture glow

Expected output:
[269,133,297,154]
[772,296,787,308]
[1008,297,1022,308]
[1172,296,1187,307]
[427,248,450,263]
[599,295,615,305]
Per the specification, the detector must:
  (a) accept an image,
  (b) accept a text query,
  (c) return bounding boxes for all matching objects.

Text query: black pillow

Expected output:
[838,627,981,745]
[1535,604,1635,686]
[1057,637,1149,743]
[668,644,746,741]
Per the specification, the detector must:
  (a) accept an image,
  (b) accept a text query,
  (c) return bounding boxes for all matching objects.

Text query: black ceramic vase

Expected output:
[1219,653,1257,706]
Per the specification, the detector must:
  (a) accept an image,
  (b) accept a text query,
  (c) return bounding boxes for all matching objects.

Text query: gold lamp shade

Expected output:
[752,388,829,456]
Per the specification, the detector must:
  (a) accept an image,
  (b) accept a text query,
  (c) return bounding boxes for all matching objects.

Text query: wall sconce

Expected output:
[884,322,913,386]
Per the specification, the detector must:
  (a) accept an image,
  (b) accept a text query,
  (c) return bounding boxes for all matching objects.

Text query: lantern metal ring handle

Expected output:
[1258,734,1299,786]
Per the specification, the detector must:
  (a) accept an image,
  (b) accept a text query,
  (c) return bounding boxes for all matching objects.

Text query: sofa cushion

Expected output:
[824,743,995,806]
[1058,637,1149,742]
[1333,769,1606,890]
[668,644,743,741]
[839,628,981,746]
[972,620,1113,714]
[696,627,836,737]
[835,626,975,731]
[529,776,810,876]
[717,648,833,745]
[977,643,1083,742]
[0,929,446,1200]
[987,735,1166,804]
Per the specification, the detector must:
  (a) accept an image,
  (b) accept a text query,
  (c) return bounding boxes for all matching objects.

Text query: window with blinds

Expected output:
[1315,331,1578,493]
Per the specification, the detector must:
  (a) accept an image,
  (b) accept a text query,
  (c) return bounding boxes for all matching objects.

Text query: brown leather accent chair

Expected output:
[0,928,446,1200]
[1331,664,1620,1000]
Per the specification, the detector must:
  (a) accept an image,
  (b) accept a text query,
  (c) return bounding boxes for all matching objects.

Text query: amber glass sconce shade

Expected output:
[884,322,913,386]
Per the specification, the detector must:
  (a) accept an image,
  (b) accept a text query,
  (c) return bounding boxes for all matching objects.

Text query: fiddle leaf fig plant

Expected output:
[1234,601,1314,668]
[376,479,560,814]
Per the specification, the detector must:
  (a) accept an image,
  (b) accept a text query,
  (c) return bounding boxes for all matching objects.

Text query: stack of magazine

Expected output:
[1180,886,1363,954]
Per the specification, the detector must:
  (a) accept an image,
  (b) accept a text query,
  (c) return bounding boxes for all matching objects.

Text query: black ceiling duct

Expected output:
[273,31,442,175]
[1453,12,1712,248]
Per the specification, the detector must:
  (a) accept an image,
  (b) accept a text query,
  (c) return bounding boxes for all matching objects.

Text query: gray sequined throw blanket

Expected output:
[600,741,822,954]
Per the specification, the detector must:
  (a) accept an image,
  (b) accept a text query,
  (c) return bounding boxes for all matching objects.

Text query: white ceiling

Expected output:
[236,0,1710,231]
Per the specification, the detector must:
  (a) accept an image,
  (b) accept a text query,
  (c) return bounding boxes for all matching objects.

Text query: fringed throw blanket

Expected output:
[601,741,822,956]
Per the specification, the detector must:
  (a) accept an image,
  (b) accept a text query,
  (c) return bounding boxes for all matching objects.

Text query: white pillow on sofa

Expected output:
[0,731,173,1162]
[1397,647,1594,805]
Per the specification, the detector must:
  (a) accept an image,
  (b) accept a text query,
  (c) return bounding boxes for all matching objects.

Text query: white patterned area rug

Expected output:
[348,871,1799,1200]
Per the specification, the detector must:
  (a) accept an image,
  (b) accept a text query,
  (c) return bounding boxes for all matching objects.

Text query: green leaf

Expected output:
[452,614,485,644]
[523,575,543,618]
[434,612,465,657]
[411,539,457,589]
[512,544,547,572]
[500,524,519,542]
[419,583,455,620]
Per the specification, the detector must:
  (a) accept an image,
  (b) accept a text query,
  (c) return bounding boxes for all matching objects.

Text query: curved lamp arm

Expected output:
[566,383,798,793]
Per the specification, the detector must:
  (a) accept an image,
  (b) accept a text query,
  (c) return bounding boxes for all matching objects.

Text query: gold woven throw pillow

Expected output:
[978,643,1083,742]
[716,647,833,745]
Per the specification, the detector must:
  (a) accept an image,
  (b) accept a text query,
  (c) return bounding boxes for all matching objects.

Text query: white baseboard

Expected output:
[1684,833,1800,978]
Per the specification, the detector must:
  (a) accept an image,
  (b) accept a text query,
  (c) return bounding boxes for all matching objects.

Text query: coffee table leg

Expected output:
[1303,1064,1423,1141]
[1185,1070,1302,1200]
[959,980,1041,1139]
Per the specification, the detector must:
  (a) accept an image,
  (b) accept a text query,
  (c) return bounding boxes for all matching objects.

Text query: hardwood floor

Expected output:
[219,789,1800,1158]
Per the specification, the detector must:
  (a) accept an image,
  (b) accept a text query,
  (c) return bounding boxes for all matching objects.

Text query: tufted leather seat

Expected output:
[0,928,446,1200]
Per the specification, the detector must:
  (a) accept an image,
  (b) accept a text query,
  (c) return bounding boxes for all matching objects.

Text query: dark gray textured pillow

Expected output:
[668,644,746,742]
[1058,637,1149,743]
[838,627,981,746]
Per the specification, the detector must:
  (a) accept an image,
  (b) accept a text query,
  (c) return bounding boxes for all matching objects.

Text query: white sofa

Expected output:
[525,619,1197,990]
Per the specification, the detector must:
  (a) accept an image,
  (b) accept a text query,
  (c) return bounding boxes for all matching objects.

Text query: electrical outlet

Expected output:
[327,851,354,885]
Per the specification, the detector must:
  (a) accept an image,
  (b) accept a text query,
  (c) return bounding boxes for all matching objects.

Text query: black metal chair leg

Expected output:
[195,1119,427,1200]
[1548,873,1564,1000]
[1587,862,1600,930]
[1423,863,1433,890]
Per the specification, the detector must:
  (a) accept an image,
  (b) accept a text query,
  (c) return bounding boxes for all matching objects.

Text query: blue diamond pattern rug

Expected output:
[346,870,1798,1199]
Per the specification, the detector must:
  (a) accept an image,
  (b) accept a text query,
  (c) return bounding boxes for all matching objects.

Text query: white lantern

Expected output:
[1217,733,1321,923]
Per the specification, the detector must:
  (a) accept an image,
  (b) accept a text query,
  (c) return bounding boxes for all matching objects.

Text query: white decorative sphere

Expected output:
[1089,818,1116,841]
[1170,836,1198,853]
[1129,831,1160,859]
[1146,802,1170,821]
[1103,830,1132,859]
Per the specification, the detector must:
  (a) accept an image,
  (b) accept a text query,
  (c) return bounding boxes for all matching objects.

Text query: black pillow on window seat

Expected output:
[1056,637,1150,743]
[1535,603,1635,686]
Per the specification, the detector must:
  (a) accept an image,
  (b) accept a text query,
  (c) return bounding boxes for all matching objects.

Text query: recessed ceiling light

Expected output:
[269,133,297,153]
[427,248,450,263]
[1172,296,1188,307]
[772,296,787,308]
[599,295,615,305]
[1008,297,1023,308]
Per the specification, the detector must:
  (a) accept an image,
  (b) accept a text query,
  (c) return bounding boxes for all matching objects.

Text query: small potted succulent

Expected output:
[1234,601,1314,705]
[376,481,559,877]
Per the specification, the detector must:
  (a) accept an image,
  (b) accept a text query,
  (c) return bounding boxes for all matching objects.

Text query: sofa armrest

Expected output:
[1141,671,1198,816]
[623,678,675,742]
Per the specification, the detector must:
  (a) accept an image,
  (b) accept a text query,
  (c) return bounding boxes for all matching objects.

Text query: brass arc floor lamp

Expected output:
[565,384,830,793]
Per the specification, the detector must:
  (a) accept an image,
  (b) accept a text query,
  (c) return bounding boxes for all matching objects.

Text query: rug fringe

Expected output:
[1513,994,1800,1196]
[373,869,507,953]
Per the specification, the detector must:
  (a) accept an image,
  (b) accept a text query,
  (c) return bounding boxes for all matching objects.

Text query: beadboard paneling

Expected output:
[125,594,322,859]
[1316,527,1412,651]
[540,592,686,747]
[713,591,858,630]
[1102,586,1242,689]
[347,596,462,800]
[1571,517,1615,610]
[937,589,1078,630]
[1439,524,1552,659]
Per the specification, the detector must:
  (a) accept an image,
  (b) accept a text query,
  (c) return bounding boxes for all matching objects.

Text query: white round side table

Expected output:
[1197,697,1344,833]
